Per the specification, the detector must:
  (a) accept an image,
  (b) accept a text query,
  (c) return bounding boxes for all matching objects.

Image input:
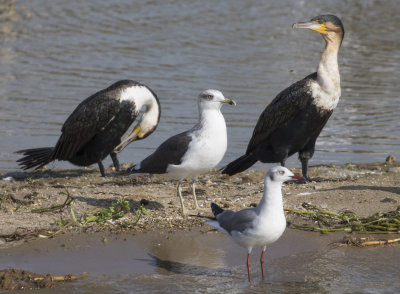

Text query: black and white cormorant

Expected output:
[16,80,161,176]
[222,15,344,180]
[127,89,236,215]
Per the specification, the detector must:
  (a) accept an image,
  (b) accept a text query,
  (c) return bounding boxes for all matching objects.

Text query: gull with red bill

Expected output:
[208,166,303,282]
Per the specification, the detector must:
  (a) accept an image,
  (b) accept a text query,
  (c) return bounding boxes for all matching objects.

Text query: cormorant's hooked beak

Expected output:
[222,98,237,106]
[290,174,304,180]
[112,125,142,154]
[292,21,327,34]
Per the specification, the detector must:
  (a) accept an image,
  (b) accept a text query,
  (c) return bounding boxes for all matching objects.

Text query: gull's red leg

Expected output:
[260,249,265,280]
[247,253,251,282]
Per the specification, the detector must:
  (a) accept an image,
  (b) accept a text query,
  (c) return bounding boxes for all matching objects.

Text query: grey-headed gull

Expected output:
[207,166,302,281]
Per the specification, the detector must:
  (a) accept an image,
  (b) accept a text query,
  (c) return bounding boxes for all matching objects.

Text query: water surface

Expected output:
[0,0,399,173]
[1,229,399,293]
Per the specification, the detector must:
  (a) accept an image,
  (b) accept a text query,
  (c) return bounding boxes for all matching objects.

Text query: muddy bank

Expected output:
[0,269,53,291]
[0,160,399,248]
[0,269,85,291]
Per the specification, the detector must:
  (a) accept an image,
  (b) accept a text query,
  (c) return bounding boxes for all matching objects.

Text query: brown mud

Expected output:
[0,159,399,290]
[0,159,399,244]
[0,268,85,291]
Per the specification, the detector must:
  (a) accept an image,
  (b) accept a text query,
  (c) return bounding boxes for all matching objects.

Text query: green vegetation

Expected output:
[0,192,10,208]
[343,163,356,170]
[26,177,38,184]
[80,199,131,225]
[0,192,9,201]
[285,202,400,234]
[53,197,150,227]
[29,190,151,227]
[31,191,74,213]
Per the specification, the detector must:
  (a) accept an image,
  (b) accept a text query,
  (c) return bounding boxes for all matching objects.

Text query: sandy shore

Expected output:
[1,159,399,248]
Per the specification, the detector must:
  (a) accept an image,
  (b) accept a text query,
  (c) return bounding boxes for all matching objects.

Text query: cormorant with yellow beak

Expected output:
[16,80,161,176]
[222,15,344,181]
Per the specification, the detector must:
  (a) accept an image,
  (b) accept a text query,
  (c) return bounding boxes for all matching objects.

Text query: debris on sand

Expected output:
[0,269,86,290]
[286,202,400,235]
[342,235,400,247]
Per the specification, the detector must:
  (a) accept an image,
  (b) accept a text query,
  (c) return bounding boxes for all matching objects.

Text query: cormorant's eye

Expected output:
[318,19,324,24]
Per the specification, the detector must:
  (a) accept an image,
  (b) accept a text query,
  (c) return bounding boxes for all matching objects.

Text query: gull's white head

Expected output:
[198,89,236,111]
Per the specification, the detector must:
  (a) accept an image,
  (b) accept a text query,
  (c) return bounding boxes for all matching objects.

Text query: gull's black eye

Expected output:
[202,94,213,100]
[279,170,284,175]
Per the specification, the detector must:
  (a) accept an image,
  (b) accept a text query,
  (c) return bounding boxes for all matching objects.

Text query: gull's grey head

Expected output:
[267,166,303,182]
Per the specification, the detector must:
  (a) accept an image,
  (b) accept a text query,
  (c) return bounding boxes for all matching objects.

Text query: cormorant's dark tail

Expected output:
[211,202,224,217]
[15,147,54,170]
[221,153,258,176]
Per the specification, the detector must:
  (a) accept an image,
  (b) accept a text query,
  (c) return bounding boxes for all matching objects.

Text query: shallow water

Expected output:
[1,0,400,293]
[1,0,400,173]
[1,229,400,293]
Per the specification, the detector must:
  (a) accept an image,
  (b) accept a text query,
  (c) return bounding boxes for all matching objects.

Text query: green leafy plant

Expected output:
[343,163,356,170]
[31,191,74,213]
[26,177,38,184]
[81,199,130,225]
[0,192,10,207]
[53,198,150,227]
[127,204,151,226]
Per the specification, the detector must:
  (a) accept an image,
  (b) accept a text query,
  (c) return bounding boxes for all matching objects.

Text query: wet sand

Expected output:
[1,160,399,243]
[0,160,400,291]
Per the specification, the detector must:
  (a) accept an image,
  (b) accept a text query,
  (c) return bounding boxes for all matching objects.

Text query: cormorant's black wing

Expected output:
[52,87,122,160]
[246,73,316,153]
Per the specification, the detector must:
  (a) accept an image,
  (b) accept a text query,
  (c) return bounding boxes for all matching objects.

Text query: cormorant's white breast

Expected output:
[222,15,344,181]
[16,80,161,176]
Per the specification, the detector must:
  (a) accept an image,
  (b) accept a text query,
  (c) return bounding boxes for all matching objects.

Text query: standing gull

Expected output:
[208,166,302,282]
[222,15,344,180]
[127,89,236,215]
[16,80,161,176]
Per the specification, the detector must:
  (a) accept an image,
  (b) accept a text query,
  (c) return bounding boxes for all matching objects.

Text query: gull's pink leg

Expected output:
[247,253,251,282]
[260,247,266,280]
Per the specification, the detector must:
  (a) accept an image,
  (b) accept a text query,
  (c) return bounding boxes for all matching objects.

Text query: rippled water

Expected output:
[0,0,399,173]
[1,2,399,293]
[1,230,400,293]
